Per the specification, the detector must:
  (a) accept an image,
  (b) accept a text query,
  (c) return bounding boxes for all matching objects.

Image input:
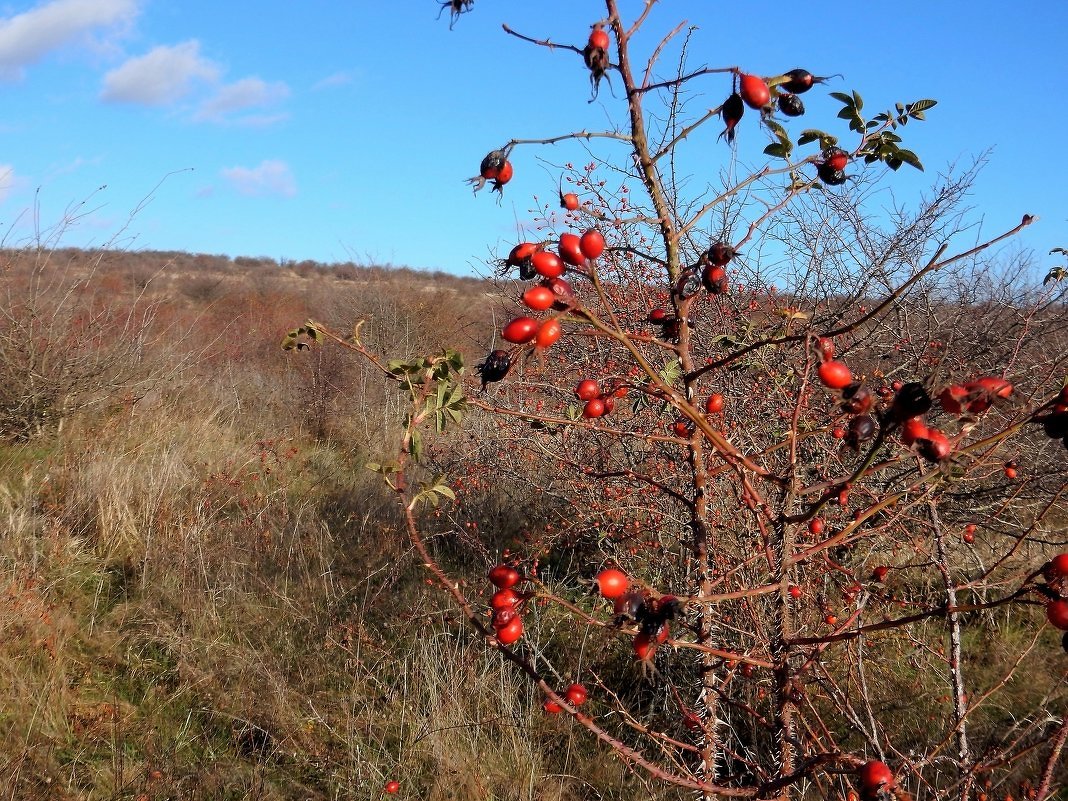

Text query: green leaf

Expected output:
[896,149,924,171]
[830,92,853,106]
[852,90,863,111]
[909,99,937,114]
[797,129,825,146]
[764,143,790,159]
[409,430,423,462]
[887,157,902,171]
[366,462,381,473]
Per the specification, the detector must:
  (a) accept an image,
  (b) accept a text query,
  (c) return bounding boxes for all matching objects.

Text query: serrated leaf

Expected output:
[765,119,788,139]
[830,92,853,105]
[909,99,937,113]
[896,149,924,171]
[909,110,925,121]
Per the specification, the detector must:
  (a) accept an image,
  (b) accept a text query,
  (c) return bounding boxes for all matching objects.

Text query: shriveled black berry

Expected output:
[846,415,877,449]
[890,381,932,421]
[777,92,805,117]
[781,69,831,94]
[719,92,744,143]
[817,162,848,186]
[476,350,511,389]
[674,268,702,300]
[1042,412,1068,439]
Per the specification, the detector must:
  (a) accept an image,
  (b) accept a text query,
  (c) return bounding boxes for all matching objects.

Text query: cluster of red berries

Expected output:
[479,231,607,386]
[467,149,514,195]
[487,563,526,645]
[543,682,589,714]
[674,241,736,301]
[576,378,624,419]
[595,568,680,662]
[720,68,829,143]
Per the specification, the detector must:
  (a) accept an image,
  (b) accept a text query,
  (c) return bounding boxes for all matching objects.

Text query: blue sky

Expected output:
[1,1,1065,277]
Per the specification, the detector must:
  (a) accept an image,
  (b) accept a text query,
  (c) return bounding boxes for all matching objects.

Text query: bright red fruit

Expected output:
[384,780,400,794]
[502,316,539,344]
[558,233,586,266]
[738,73,770,109]
[633,631,656,660]
[901,417,928,446]
[495,160,513,186]
[532,250,565,279]
[522,285,556,312]
[858,761,893,793]
[495,615,524,644]
[580,229,606,260]
[583,398,606,418]
[543,699,563,714]
[564,683,588,706]
[871,565,890,583]
[535,318,562,348]
[560,191,579,210]
[588,28,609,51]
[595,568,629,599]
[576,379,602,401]
[507,242,538,267]
[705,393,724,414]
[818,361,853,390]
[1048,600,1068,630]
[808,518,825,535]
[488,564,521,589]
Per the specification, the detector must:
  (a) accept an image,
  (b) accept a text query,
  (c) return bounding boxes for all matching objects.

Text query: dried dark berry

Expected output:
[674,268,702,300]
[846,415,877,449]
[817,162,848,186]
[476,350,511,389]
[890,382,932,422]
[718,92,744,143]
[777,92,805,117]
[705,241,738,267]
[780,69,831,94]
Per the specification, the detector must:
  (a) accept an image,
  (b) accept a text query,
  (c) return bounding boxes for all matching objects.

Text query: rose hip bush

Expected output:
[291,3,1068,798]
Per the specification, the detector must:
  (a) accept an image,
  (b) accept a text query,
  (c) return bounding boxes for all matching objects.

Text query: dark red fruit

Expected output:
[705,393,725,414]
[491,588,521,610]
[846,414,877,448]
[1047,599,1068,630]
[777,92,805,117]
[719,92,744,143]
[583,33,610,100]
[544,276,575,310]
[1043,553,1068,582]
[890,382,932,421]
[583,398,606,419]
[488,564,521,589]
[706,241,738,267]
[479,150,506,179]
[780,69,831,94]
[506,242,539,280]
[916,428,952,462]
[738,73,770,109]
[648,308,668,323]
[702,265,729,294]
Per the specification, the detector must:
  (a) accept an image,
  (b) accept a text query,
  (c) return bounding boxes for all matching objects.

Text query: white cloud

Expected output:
[312,71,352,91]
[0,164,15,203]
[221,160,296,198]
[0,0,138,79]
[195,76,290,122]
[101,40,219,105]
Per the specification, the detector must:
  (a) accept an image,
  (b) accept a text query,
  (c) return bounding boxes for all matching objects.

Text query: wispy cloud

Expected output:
[101,40,219,105]
[0,0,138,80]
[312,71,352,91]
[195,76,290,123]
[0,165,17,203]
[221,160,296,198]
